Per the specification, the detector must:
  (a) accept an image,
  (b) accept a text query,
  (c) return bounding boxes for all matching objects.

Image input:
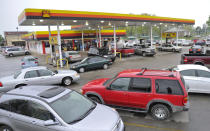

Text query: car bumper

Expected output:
[173,103,189,112]
[145,52,156,56]
[72,74,80,82]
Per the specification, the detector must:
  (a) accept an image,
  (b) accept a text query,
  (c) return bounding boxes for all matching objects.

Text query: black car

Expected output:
[88,47,116,62]
[70,56,112,73]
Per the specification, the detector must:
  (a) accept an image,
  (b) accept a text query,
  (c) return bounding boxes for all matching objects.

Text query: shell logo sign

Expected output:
[162,33,177,38]
[42,10,50,18]
[49,36,58,45]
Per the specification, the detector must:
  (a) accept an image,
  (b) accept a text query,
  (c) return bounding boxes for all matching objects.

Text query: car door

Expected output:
[195,70,210,93]
[7,99,59,131]
[23,70,40,85]
[86,57,99,70]
[18,48,25,55]
[37,69,59,85]
[104,77,130,107]
[127,77,153,109]
[179,69,198,92]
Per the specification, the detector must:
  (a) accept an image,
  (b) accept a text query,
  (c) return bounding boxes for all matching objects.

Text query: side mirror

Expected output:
[44,120,59,126]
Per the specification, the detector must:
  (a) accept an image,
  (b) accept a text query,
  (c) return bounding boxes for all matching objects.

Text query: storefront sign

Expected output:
[49,36,58,45]
[162,33,176,38]
[42,10,50,18]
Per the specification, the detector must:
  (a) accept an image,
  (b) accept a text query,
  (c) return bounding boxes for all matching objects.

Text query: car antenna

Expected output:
[138,68,147,75]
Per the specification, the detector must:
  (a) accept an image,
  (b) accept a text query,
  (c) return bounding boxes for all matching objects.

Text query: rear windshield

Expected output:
[14,71,21,79]
[180,75,185,87]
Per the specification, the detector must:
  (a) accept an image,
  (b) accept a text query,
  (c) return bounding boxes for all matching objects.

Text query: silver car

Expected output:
[2,46,30,57]
[0,66,80,92]
[64,51,82,63]
[0,86,124,131]
[171,64,210,93]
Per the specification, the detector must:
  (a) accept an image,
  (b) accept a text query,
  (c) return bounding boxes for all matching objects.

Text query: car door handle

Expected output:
[31,121,37,125]
[25,80,29,81]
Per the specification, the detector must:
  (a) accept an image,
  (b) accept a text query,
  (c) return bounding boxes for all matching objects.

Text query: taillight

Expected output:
[189,49,192,51]
[69,56,72,58]
[22,62,25,65]
[198,49,201,51]
[0,82,3,87]
[184,58,188,63]
[35,61,38,64]
[183,96,188,105]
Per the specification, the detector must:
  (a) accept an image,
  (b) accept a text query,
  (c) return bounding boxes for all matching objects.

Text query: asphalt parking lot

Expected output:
[1,47,210,131]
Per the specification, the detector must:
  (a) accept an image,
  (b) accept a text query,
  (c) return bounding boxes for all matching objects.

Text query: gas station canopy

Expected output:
[18,8,195,27]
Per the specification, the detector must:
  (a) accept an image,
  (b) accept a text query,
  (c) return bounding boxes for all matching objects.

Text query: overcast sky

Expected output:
[0,0,209,36]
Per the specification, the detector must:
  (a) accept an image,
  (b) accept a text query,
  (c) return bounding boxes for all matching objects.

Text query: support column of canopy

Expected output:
[96,30,99,48]
[176,25,179,47]
[99,27,102,48]
[114,24,116,56]
[57,24,63,68]
[160,24,163,46]
[48,25,53,59]
[150,23,153,48]
[82,30,85,51]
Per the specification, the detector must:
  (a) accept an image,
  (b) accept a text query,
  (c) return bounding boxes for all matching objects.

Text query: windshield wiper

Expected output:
[68,104,96,124]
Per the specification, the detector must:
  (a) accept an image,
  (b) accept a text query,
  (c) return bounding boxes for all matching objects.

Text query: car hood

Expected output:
[85,78,109,87]
[71,104,119,131]
[0,75,15,82]
[57,70,77,74]
[71,62,82,67]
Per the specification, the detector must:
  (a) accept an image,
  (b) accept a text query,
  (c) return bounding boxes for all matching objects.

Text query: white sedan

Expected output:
[171,64,210,94]
[0,66,80,92]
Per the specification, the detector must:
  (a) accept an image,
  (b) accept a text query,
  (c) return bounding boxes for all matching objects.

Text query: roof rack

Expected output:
[138,68,147,75]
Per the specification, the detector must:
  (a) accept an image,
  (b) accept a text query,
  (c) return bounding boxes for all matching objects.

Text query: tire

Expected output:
[103,64,108,70]
[150,104,171,120]
[89,96,102,104]
[142,52,146,57]
[15,84,27,88]
[195,62,204,66]
[0,125,13,131]
[79,67,85,73]
[8,53,14,57]
[172,49,175,52]
[25,52,30,55]
[62,77,72,86]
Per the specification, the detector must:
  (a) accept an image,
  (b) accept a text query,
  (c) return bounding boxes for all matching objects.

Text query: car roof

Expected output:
[177,64,209,71]
[118,69,178,78]
[6,85,70,103]
[21,66,47,72]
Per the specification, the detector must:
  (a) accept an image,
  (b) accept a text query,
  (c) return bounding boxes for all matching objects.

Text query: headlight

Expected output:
[80,89,83,94]
[72,66,76,69]
[74,73,79,77]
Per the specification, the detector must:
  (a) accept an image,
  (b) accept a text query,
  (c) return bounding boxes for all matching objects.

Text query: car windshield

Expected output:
[14,71,21,79]
[68,52,78,55]
[103,74,118,85]
[50,91,96,124]
[81,57,88,63]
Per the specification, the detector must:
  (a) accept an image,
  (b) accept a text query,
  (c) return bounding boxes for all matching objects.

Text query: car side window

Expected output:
[155,79,183,95]
[38,69,52,77]
[88,58,97,63]
[130,78,151,93]
[0,101,10,111]
[24,70,39,79]
[9,99,54,121]
[197,70,210,78]
[180,69,196,77]
[110,78,130,91]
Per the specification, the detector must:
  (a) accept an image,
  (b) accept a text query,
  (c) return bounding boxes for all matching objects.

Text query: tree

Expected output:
[0,35,4,43]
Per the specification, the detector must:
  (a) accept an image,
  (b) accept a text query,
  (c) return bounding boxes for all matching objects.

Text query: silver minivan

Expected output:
[0,86,125,131]
[3,47,30,57]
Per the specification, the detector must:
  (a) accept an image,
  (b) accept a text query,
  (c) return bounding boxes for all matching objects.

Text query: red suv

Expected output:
[82,68,189,120]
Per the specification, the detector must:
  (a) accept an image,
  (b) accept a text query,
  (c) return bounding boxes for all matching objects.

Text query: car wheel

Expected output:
[8,53,14,57]
[89,96,102,104]
[79,67,85,73]
[62,77,72,86]
[103,64,108,70]
[172,49,175,52]
[142,52,146,57]
[150,104,170,120]
[15,84,27,88]
[0,125,13,131]
[25,52,30,55]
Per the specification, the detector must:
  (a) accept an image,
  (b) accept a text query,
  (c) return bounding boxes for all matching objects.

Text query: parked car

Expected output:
[88,47,116,62]
[64,51,82,63]
[180,53,210,66]
[133,44,156,56]
[0,85,124,131]
[2,47,30,57]
[157,44,182,52]
[182,40,193,46]
[195,40,206,46]
[70,56,112,73]
[206,38,210,46]
[189,45,204,54]
[116,48,135,57]
[21,56,38,69]
[169,64,210,94]
[82,68,189,120]
[0,66,80,92]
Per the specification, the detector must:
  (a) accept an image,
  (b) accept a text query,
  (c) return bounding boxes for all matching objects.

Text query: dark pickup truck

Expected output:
[181,52,210,66]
